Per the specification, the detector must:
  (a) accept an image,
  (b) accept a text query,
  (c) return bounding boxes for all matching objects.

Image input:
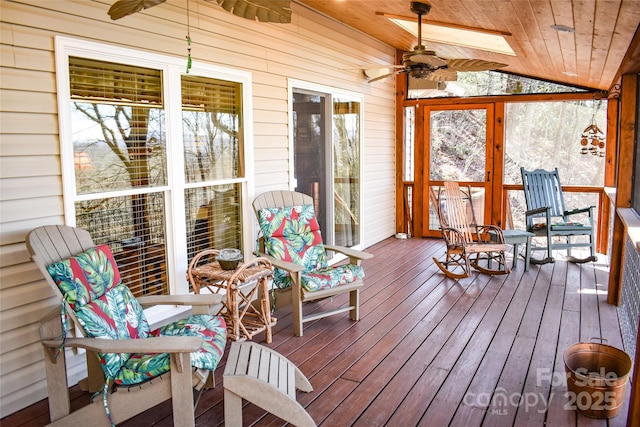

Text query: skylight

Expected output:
[389,18,516,56]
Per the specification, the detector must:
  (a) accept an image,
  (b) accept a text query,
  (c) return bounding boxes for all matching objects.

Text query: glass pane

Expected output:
[404,106,415,181]
[293,92,327,231]
[504,100,606,185]
[333,98,360,247]
[185,184,242,264]
[75,193,167,297]
[408,70,587,99]
[428,184,484,231]
[69,56,163,105]
[182,76,243,183]
[429,109,486,182]
[72,103,167,194]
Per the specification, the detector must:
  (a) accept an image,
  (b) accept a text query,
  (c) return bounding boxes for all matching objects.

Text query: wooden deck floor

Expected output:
[4,237,630,427]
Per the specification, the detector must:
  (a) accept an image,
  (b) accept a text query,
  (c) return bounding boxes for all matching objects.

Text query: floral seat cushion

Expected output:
[46,244,226,385]
[257,204,364,291]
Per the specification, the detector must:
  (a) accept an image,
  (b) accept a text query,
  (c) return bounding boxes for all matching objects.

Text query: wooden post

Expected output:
[607,74,637,305]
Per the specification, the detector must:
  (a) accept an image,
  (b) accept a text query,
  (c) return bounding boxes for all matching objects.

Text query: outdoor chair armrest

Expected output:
[564,206,595,217]
[440,227,468,248]
[525,206,550,217]
[137,294,222,307]
[475,225,505,243]
[253,251,305,273]
[324,244,374,262]
[42,336,204,354]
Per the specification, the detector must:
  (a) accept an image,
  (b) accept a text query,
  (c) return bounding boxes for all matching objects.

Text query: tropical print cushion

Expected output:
[258,204,327,289]
[153,315,227,370]
[116,314,227,386]
[47,245,150,378]
[47,244,227,385]
[47,244,122,310]
[257,204,364,291]
[301,264,365,292]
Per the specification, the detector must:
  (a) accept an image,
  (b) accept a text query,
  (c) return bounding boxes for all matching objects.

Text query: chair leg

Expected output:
[224,389,244,427]
[433,251,470,279]
[40,313,71,422]
[170,353,196,427]
[524,236,531,271]
[292,275,304,336]
[511,243,519,269]
[471,251,510,275]
[349,289,359,321]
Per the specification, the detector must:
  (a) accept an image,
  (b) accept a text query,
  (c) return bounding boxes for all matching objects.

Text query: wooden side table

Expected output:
[188,249,277,343]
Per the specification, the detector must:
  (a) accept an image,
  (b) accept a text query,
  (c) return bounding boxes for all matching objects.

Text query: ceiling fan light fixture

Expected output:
[409,67,435,79]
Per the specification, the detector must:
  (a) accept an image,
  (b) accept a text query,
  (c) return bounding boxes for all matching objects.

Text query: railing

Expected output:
[401,181,608,255]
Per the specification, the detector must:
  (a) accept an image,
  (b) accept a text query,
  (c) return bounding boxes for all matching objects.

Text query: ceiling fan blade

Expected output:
[427,69,458,81]
[445,58,508,72]
[207,0,292,23]
[414,80,441,89]
[366,69,401,83]
[108,0,165,20]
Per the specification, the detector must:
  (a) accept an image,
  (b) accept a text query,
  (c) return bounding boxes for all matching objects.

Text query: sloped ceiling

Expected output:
[297,0,640,90]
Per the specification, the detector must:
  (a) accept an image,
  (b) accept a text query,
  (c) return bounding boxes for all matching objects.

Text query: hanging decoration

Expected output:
[580,100,605,157]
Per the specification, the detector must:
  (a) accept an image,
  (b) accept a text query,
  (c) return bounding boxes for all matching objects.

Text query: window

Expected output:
[408,70,588,99]
[289,81,364,249]
[504,100,606,229]
[56,37,253,296]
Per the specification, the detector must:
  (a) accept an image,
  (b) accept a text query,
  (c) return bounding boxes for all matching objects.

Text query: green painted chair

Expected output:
[520,167,597,264]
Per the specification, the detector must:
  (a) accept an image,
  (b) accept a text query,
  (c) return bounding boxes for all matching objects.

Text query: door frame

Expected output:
[288,79,366,250]
[413,101,506,238]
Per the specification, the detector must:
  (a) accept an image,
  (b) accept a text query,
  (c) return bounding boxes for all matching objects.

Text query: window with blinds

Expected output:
[64,52,248,298]
[182,75,244,272]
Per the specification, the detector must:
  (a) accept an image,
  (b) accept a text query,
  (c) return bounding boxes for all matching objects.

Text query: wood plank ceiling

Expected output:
[296,0,640,91]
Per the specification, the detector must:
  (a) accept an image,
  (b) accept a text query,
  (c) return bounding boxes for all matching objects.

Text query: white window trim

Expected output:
[55,36,255,297]
[287,79,365,251]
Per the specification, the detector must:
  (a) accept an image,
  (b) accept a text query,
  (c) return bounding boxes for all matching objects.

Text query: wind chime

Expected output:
[580,100,605,157]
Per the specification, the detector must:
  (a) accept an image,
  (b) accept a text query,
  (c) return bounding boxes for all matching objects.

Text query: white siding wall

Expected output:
[0,0,396,416]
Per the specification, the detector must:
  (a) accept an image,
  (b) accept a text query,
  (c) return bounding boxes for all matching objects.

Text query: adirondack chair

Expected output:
[253,190,373,336]
[430,182,510,279]
[26,225,228,427]
[520,167,597,264]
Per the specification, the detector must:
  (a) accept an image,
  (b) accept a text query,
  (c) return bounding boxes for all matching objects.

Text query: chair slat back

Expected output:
[443,181,474,243]
[253,190,313,212]
[26,225,96,297]
[27,225,95,267]
[521,168,566,218]
[26,225,98,338]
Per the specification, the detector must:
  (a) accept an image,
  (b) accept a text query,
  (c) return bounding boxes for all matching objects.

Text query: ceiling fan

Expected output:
[365,1,508,83]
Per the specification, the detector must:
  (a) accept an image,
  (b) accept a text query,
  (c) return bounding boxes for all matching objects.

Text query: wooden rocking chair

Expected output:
[520,167,597,264]
[430,182,510,279]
